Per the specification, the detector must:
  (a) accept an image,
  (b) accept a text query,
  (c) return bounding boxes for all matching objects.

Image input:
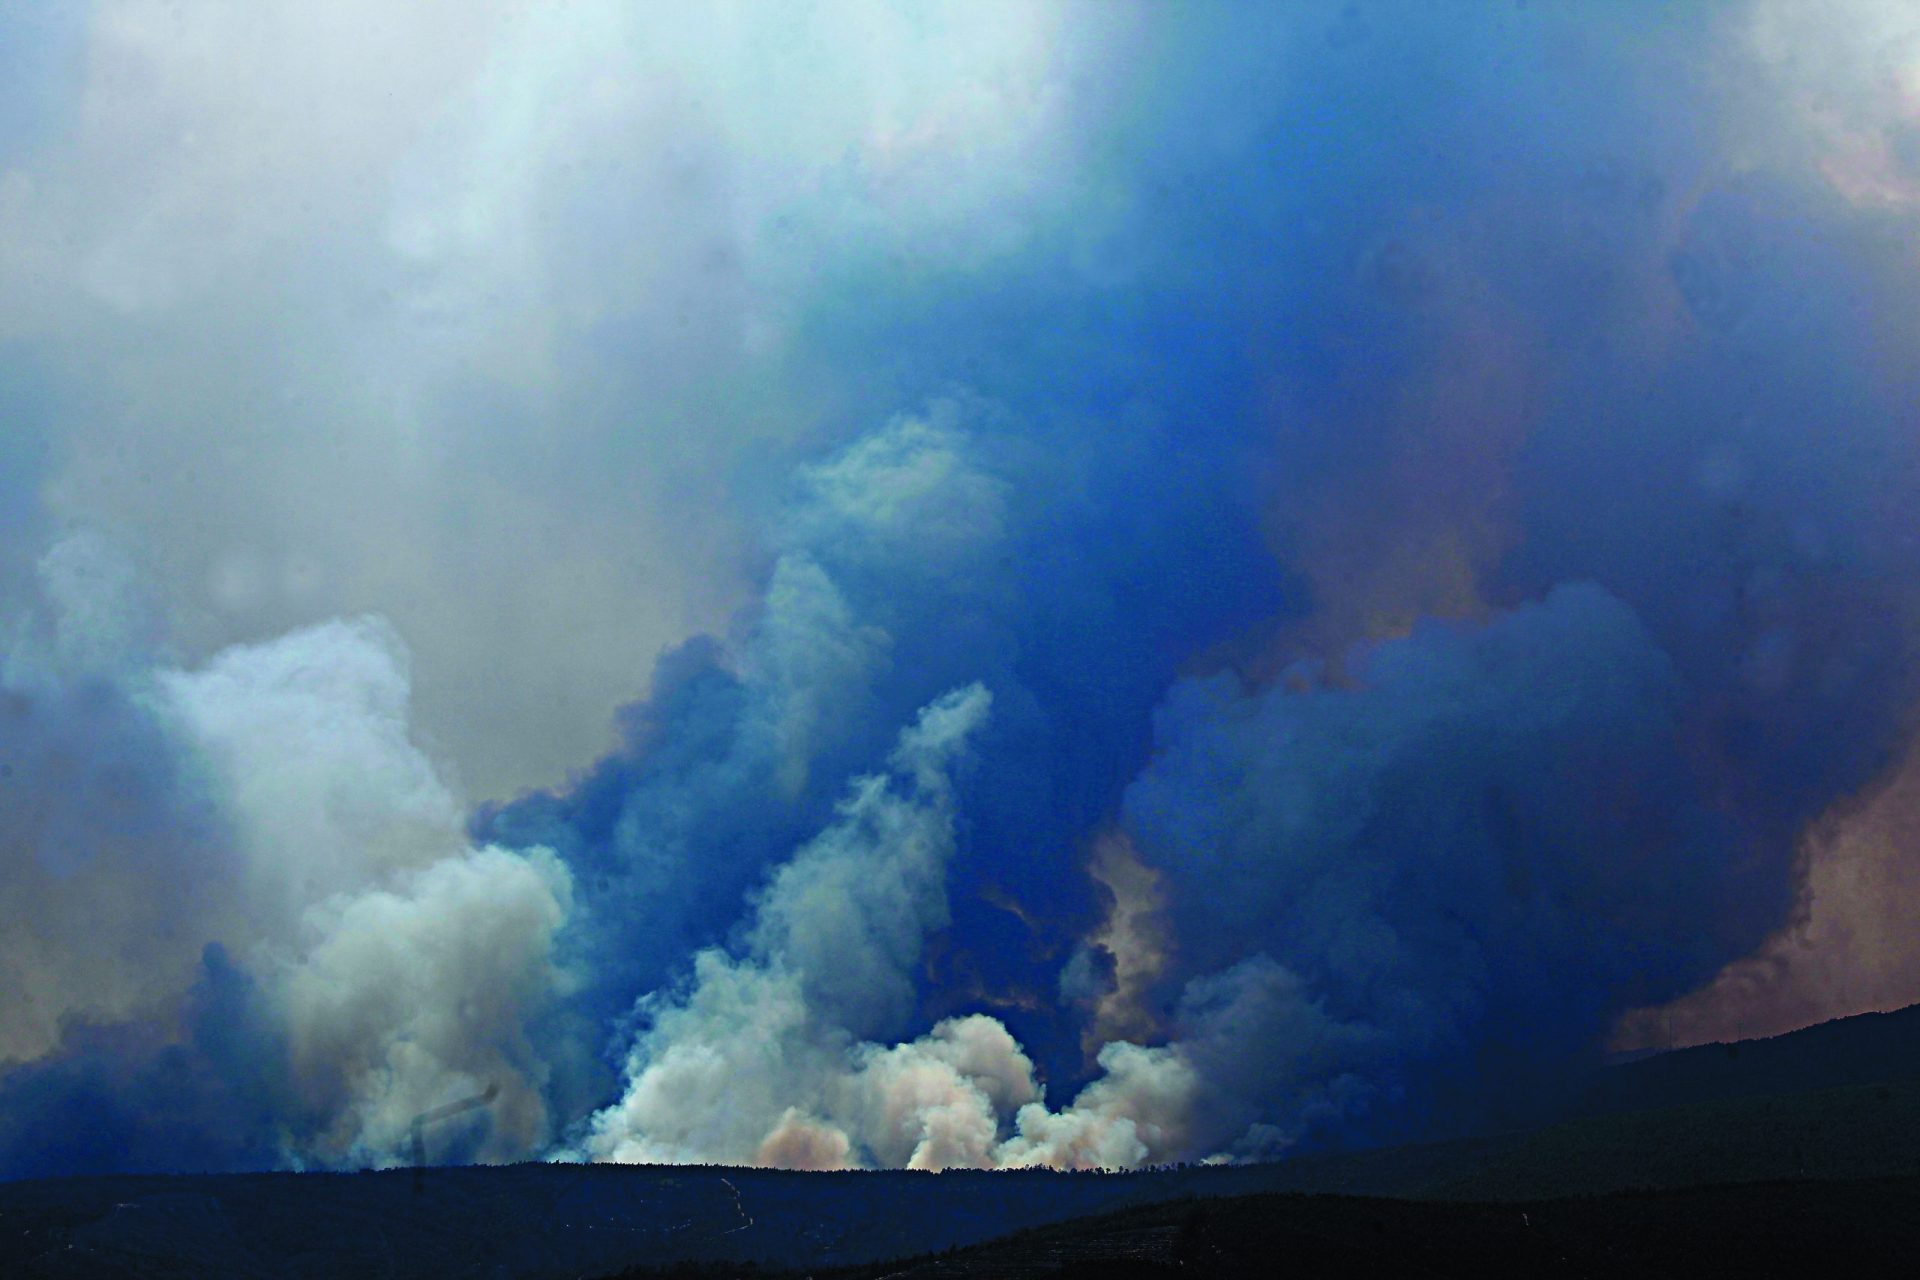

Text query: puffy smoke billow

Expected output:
[578,676,1321,1171]
[1120,586,1742,1150]
[275,845,572,1166]
[583,683,993,1166]
[0,545,574,1176]
[474,409,1013,1062]
[999,956,1375,1169]
[11,1,1920,1179]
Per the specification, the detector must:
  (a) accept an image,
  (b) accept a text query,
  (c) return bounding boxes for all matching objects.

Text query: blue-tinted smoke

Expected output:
[496,0,1920,1160]
[7,1,1920,1174]
[1125,585,1739,1149]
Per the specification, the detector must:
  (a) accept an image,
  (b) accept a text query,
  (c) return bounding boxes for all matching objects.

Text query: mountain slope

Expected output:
[9,1003,1920,1277]
[1585,1003,1920,1116]
[732,1178,1920,1280]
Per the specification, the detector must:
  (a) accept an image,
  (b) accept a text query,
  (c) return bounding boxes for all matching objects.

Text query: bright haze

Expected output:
[4,0,1920,1179]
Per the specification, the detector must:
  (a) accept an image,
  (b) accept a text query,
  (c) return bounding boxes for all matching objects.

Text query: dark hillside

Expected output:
[10,1004,1920,1278]
[1584,1003,1920,1116]
[661,1178,1920,1279]
[10,1079,1920,1279]
[0,1162,1306,1279]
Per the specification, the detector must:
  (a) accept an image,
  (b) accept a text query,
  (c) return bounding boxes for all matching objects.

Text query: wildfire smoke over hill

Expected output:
[4,1,1920,1177]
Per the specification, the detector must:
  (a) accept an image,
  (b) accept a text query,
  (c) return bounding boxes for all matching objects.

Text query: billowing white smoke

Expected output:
[579,673,1361,1171]
[585,682,999,1165]
[0,540,575,1165]
[161,617,469,926]
[1000,956,1377,1169]
[181,625,577,1166]
[275,845,573,1165]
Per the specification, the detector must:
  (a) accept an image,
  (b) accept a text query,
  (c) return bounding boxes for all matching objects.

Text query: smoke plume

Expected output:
[7,1,1920,1177]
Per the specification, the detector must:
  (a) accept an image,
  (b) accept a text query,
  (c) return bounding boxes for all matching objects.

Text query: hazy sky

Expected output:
[6,0,1920,1178]
[0,0,1103,798]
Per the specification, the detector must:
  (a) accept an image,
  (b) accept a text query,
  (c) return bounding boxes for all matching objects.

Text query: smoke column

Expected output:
[5,0,1920,1175]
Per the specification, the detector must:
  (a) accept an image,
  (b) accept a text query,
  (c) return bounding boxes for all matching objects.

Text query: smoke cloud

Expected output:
[0,544,573,1176]
[582,683,994,1166]
[7,1,1920,1178]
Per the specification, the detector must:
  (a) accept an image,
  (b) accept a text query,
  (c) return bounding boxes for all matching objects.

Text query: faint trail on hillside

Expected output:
[718,1176,753,1234]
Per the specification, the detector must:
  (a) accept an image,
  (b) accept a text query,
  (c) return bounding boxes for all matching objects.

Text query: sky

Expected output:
[4,0,1920,1177]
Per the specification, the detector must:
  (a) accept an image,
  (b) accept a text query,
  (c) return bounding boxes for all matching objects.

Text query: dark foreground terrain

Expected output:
[623,1177,1918,1280]
[7,1006,1920,1277]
